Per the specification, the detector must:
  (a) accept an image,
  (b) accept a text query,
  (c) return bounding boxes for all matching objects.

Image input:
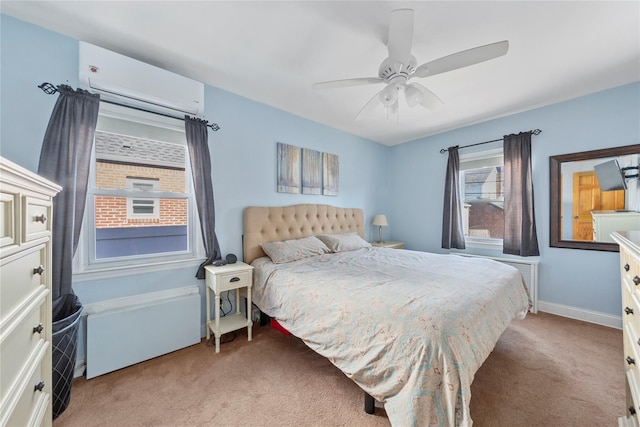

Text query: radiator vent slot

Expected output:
[452,253,539,313]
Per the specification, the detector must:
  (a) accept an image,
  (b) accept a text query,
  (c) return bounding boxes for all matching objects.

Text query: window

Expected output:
[74,103,202,279]
[126,177,160,219]
[459,148,504,248]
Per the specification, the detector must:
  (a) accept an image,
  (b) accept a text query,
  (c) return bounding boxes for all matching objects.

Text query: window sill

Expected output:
[73,256,204,282]
[464,237,504,250]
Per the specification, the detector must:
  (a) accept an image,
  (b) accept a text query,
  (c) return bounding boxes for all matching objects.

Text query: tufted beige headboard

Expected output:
[243,204,364,264]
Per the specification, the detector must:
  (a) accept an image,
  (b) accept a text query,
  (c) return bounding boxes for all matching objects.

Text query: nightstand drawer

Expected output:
[214,271,251,293]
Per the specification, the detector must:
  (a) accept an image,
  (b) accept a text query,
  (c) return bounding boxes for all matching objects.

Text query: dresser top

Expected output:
[591,210,640,216]
[612,231,640,254]
[1,156,61,195]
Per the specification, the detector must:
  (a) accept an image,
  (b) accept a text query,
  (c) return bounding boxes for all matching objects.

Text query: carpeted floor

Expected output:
[54,312,624,427]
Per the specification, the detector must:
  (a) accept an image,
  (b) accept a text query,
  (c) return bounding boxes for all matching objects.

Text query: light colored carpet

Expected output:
[54,312,624,427]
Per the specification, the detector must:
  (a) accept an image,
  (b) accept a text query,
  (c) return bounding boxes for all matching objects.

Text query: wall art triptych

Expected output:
[276,142,339,196]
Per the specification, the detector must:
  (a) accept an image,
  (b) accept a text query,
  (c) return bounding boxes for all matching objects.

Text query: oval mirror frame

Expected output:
[549,144,640,252]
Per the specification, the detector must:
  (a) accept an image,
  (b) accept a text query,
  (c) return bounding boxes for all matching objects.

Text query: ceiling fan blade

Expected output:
[413,40,509,78]
[408,83,444,110]
[313,77,385,90]
[355,90,382,120]
[387,9,414,63]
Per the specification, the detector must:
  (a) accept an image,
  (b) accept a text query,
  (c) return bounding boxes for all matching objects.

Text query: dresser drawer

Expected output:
[0,288,48,399]
[625,322,640,379]
[23,196,52,243]
[622,249,640,291]
[0,245,47,320]
[0,191,19,250]
[624,287,640,327]
[1,343,49,427]
[627,367,640,422]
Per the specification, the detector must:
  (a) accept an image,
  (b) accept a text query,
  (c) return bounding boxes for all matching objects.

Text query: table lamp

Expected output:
[372,214,388,243]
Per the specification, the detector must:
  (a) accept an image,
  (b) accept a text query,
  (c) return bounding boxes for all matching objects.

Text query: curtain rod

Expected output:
[439,129,541,154]
[37,82,220,131]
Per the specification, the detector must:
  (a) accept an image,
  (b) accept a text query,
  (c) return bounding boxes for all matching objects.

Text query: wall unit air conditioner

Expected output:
[79,41,204,116]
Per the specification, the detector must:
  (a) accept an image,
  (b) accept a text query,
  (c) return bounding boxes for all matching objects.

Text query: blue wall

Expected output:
[0,14,389,362]
[389,82,640,321]
[2,13,638,337]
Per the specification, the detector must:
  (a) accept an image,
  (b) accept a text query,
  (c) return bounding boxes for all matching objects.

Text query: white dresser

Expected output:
[613,231,640,426]
[593,211,640,243]
[0,157,61,427]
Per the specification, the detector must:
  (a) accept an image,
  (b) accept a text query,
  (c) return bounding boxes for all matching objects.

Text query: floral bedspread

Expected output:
[251,248,530,427]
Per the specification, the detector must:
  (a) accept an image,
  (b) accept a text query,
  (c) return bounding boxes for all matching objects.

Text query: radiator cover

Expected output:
[85,286,200,379]
[451,253,539,313]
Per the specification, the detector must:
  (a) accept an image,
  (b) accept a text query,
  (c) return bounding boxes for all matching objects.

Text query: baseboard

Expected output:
[537,300,621,329]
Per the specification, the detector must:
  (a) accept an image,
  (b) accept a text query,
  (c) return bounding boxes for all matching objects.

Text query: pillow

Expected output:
[261,236,330,264]
[316,232,371,252]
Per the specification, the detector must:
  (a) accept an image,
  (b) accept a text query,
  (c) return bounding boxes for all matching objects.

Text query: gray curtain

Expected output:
[442,146,466,249]
[37,85,100,308]
[185,116,222,279]
[503,132,540,256]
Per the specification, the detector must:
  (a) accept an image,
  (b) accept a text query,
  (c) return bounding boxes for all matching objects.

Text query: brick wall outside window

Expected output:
[95,161,187,228]
[468,202,504,239]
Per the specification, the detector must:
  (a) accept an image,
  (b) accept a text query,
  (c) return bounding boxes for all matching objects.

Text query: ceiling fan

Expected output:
[312,9,509,120]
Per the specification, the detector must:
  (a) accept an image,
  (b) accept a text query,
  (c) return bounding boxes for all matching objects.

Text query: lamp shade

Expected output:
[378,85,397,106]
[405,84,425,107]
[372,214,388,227]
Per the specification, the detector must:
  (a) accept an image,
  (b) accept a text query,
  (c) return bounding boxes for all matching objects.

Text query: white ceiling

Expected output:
[2,1,639,146]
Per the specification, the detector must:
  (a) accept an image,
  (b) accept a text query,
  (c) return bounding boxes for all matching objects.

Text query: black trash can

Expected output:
[51,293,82,419]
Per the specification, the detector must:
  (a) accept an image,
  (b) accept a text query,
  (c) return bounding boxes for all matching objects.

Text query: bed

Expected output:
[243,204,530,427]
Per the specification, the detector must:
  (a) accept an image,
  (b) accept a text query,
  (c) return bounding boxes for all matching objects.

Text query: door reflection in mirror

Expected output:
[560,155,635,241]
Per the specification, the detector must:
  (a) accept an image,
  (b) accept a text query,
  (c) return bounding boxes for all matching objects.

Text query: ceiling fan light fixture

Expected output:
[405,84,424,107]
[312,9,509,120]
[379,85,398,105]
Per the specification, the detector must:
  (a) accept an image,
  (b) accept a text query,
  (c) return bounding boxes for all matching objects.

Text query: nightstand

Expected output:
[371,241,405,249]
[204,262,254,353]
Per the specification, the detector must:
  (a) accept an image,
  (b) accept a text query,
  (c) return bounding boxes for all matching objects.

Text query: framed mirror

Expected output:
[550,144,640,251]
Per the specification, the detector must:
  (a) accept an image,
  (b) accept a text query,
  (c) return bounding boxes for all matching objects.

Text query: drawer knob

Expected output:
[33,265,45,275]
[34,214,47,223]
[625,263,631,272]
[33,323,44,334]
[34,381,45,392]
[631,406,637,416]
[627,356,636,365]
[230,277,240,282]
[625,307,634,315]
[634,276,640,286]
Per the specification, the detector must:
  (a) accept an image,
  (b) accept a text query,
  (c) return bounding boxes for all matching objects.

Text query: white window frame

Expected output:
[459,148,504,250]
[126,177,160,219]
[73,105,204,281]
